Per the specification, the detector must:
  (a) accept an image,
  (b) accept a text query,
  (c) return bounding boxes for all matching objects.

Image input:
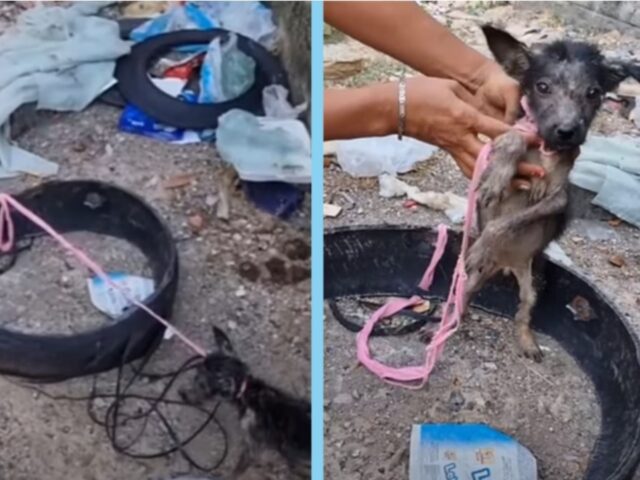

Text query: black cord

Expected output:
[5,352,230,473]
[328,295,439,336]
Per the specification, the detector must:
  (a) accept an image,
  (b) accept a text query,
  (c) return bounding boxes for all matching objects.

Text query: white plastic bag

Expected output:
[262,85,307,119]
[198,33,255,104]
[335,135,438,177]
[216,109,310,183]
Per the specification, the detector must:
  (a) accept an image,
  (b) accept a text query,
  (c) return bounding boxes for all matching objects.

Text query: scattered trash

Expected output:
[544,241,574,267]
[199,33,256,104]
[119,78,213,144]
[571,219,619,242]
[243,182,304,219]
[567,295,596,322]
[324,58,366,81]
[324,203,342,218]
[608,218,623,227]
[130,2,219,51]
[163,173,195,190]
[603,92,635,118]
[334,135,438,177]
[609,254,626,268]
[87,272,155,320]
[409,424,537,480]
[0,2,130,177]
[121,1,169,19]
[570,135,640,228]
[131,2,278,51]
[216,109,311,183]
[379,174,466,223]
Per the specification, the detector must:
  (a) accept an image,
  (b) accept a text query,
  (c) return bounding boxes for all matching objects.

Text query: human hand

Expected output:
[404,76,543,182]
[473,62,522,124]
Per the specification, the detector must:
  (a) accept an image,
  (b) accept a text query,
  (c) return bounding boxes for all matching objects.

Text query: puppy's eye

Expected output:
[586,87,601,99]
[535,82,550,94]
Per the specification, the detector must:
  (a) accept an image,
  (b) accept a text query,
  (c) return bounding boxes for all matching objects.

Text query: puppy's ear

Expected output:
[212,326,235,356]
[601,60,639,92]
[481,25,531,81]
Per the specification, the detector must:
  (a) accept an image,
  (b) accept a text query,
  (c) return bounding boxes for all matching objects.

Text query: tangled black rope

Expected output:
[5,348,229,473]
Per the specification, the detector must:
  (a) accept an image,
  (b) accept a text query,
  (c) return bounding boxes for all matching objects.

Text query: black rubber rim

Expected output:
[114,29,289,129]
[324,225,640,480]
[0,181,179,382]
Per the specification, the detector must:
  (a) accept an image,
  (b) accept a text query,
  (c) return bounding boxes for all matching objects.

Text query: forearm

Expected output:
[324,1,493,92]
[324,83,397,141]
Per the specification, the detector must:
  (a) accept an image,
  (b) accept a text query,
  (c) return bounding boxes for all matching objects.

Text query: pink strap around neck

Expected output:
[355,97,540,389]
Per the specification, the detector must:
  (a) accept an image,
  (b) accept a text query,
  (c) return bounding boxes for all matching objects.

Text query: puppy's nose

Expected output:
[555,126,577,141]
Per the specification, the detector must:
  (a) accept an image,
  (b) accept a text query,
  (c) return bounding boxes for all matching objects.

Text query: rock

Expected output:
[334,393,354,405]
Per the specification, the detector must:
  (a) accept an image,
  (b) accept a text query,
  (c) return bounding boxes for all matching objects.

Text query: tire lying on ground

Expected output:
[114,29,289,129]
[0,181,179,381]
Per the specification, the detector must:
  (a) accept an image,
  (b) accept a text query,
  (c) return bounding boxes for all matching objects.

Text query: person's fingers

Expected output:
[465,106,510,139]
[451,149,475,179]
[517,162,546,178]
[503,88,521,125]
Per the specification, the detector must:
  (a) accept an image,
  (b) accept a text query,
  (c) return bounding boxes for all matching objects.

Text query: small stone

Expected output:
[448,390,465,412]
[227,320,238,330]
[238,260,260,282]
[483,362,498,371]
[609,254,626,268]
[59,275,71,288]
[205,195,218,207]
[265,256,288,284]
[187,214,205,234]
[235,286,247,298]
[334,393,353,405]
[283,238,311,260]
[71,141,86,153]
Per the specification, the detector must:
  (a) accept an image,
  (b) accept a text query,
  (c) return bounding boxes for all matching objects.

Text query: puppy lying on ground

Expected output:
[460,26,639,361]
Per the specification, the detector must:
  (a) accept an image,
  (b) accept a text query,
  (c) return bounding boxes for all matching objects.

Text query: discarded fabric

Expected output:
[0,2,130,177]
[378,174,466,223]
[570,134,640,228]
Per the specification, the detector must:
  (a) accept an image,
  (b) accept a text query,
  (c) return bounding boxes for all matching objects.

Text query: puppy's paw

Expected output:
[517,328,543,362]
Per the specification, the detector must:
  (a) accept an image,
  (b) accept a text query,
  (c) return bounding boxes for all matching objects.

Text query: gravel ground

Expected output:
[325,2,640,479]
[0,3,310,480]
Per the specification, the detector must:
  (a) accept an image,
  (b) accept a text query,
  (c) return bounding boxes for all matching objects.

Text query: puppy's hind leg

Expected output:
[512,259,542,362]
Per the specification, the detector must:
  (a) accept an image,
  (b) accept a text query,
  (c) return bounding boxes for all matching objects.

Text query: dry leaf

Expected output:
[567,295,595,322]
[324,59,366,81]
[412,300,432,314]
[609,255,626,268]
[608,218,623,227]
[163,174,194,189]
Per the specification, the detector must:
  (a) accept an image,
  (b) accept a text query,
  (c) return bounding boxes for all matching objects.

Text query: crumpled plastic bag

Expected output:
[198,33,255,104]
[262,85,307,119]
[130,2,218,51]
[333,135,438,178]
[216,109,310,183]
[195,1,278,50]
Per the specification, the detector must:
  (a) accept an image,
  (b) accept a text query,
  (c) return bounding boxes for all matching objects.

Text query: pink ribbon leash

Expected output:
[0,193,207,358]
[356,97,543,389]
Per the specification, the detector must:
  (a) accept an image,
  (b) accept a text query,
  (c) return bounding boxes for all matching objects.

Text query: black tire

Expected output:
[114,29,289,129]
[0,181,179,381]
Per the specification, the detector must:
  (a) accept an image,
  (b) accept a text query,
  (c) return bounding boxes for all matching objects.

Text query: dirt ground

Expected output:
[324,2,640,479]
[0,4,310,480]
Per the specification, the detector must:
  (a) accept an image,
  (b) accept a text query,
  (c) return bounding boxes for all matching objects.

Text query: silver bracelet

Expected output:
[398,72,406,141]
